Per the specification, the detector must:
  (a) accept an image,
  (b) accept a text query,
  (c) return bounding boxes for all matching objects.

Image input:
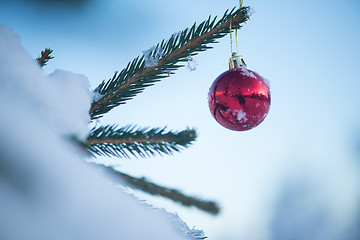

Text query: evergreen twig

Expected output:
[90,7,250,119]
[102,166,220,215]
[36,48,53,67]
[85,125,197,158]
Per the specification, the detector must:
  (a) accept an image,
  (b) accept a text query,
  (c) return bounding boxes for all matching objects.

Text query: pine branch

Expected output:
[36,48,53,67]
[90,6,251,119]
[85,125,197,158]
[102,166,220,215]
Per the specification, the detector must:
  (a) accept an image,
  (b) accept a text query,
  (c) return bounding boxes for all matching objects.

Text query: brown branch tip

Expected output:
[36,48,53,67]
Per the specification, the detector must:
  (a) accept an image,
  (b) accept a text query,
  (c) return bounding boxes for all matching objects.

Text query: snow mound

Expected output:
[0,25,188,240]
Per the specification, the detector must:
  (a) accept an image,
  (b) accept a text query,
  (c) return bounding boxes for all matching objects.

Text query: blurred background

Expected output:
[1,0,360,239]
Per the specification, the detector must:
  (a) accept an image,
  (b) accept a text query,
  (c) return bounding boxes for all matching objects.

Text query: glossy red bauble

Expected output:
[208,67,271,131]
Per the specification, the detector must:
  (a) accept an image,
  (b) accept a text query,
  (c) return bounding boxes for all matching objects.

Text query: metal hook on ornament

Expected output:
[228,14,246,70]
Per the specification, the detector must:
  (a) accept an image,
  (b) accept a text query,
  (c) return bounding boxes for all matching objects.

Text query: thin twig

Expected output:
[87,137,177,145]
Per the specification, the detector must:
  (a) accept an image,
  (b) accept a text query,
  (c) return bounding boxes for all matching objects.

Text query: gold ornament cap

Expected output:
[229,52,246,69]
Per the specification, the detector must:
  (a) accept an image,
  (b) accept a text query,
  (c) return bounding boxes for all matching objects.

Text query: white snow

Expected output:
[91,91,104,102]
[245,7,256,18]
[240,67,257,79]
[48,69,91,140]
[143,45,163,67]
[186,55,198,71]
[233,109,248,122]
[157,209,206,239]
[0,25,189,240]
[0,25,90,140]
[241,67,272,88]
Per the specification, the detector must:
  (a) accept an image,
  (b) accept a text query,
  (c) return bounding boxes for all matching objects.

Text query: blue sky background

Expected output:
[1,0,360,239]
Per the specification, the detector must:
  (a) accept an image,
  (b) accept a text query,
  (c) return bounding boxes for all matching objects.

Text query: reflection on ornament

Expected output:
[208,54,271,131]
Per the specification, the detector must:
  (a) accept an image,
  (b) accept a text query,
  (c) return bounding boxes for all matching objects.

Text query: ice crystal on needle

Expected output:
[186,55,198,71]
[143,46,164,67]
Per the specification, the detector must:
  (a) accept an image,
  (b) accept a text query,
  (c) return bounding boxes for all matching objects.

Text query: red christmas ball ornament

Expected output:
[208,54,271,131]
